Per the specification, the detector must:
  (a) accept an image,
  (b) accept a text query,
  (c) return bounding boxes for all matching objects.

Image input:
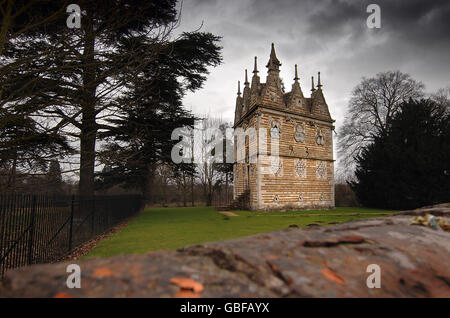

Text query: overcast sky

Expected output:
[176,0,450,135]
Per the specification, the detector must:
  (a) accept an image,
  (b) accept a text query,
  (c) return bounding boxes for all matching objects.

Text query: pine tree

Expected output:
[1,0,179,196]
[47,159,63,195]
[95,32,222,204]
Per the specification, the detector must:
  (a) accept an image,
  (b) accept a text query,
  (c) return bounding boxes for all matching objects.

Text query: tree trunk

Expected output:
[142,165,155,207]
[225,172,229,205]
[191,173,195,206]
[206,179,212,206]
[7,150,17,192]
[182,172,187,207]
[78,13,97,197]
[79,121,96,197]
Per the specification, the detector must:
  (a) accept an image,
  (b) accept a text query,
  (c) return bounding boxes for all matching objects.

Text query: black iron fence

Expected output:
[212,188,234,207]
[0,194,142,279]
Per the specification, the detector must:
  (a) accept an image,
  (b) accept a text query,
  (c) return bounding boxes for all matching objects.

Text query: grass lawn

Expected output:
[85,206,394,258]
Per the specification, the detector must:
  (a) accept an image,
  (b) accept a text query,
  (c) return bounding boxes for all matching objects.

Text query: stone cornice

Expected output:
[235,154,335,164]
[234,104,335,129]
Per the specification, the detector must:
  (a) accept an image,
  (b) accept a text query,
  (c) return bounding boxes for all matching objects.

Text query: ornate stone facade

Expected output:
[233,44,335,211]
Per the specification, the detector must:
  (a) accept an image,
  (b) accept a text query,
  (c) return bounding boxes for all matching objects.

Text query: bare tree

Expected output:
[173,165,191,207]
[195,116,226,206]
[431,86,450,114]
[337,71,424,179]
[154,164,175,206]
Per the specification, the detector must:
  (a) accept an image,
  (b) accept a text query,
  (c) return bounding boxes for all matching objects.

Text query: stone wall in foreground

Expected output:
[1,204,449,297]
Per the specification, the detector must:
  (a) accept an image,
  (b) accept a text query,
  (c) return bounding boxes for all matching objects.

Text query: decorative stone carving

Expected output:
[294,122,306,143]
[273,195,279,202]
[316,128,325,146]
[289,145,294,155]
[298,193,303,202]
[270,157,282,176]
[316,161,327,179]
[270,119,281,139]
[295,159,307,178]
[250,164,256,177]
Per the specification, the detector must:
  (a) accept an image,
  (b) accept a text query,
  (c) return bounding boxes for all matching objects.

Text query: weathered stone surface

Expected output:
[1,206,449,298]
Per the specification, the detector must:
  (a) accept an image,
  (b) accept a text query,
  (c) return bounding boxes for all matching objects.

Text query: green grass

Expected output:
[85,206,394,258]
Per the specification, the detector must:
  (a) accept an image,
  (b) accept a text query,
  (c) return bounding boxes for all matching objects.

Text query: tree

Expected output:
[0,112,72,191]
[46,159,63,195]
[350,99,450,210]
[338,71,425,178]
[1,0,179,196]
[431,86,450,114]
[214,122,234,204]
[173,162,196,207]
[195,116,228,206]
[95,32,222,204]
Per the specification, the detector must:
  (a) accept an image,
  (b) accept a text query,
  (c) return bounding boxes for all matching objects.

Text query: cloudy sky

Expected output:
[176,0,450,136]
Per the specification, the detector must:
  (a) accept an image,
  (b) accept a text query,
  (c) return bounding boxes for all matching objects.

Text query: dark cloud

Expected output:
[177,0,450,162]
[306,0,450,47]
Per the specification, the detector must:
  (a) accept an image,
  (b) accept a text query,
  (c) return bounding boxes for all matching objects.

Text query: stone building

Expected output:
[233,44,335,211]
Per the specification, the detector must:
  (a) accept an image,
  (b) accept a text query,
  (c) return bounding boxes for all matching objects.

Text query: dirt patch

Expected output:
[219,211,239,217]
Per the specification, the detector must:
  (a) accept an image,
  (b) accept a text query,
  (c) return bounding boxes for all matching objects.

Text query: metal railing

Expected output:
[0,194,142,279]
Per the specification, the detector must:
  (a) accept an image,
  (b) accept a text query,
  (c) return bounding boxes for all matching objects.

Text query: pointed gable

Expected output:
[286,64,306,110]
[234,44,333,128]
[261,43,284,108]
[310,88,332,120]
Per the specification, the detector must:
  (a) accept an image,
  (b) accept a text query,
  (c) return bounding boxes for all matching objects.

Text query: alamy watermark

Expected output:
[366,264,381,288]
[367,4,381,29]
[66,264,81,288]
[66,4,81,29]
[171,120,284,174]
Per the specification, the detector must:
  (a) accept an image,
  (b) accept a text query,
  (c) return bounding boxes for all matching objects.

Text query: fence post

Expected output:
[28,195,37,265]
[68,195,75,252]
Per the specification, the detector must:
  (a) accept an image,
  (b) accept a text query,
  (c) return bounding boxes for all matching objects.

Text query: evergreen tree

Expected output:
[46,159,64,195]
[350,99,450,210]
[1,0,179,196]
[0,112,71,191]
[96,32,222,203]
